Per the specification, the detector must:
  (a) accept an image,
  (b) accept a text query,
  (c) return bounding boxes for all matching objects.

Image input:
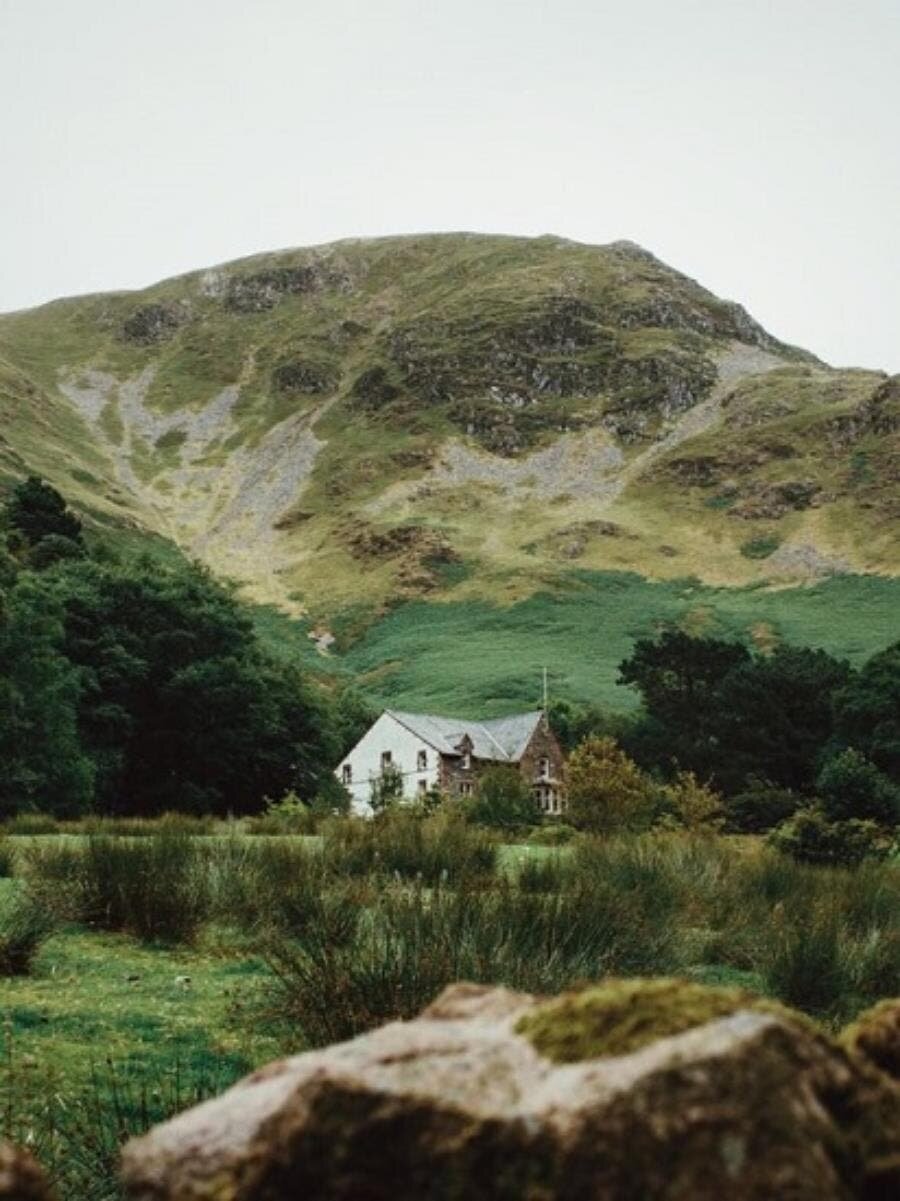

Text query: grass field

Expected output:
[2,820,899,1198]
[342,570,900,714]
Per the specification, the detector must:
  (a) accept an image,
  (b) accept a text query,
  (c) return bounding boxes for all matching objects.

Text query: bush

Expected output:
[769,807,892,868]
[663,772,725,833]
[566,737,657,834]
[466,767,540,831]
[0,891,55,975]
[246,792,317,835]
[816,749,900,826]
[725,783,803,834]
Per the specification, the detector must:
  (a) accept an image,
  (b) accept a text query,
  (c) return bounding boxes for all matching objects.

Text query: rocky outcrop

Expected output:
[271,359,339,395]
[120,302,188,345]
[121,980,900,1201]
[224,261,352,313]
[0,1142,55,1200]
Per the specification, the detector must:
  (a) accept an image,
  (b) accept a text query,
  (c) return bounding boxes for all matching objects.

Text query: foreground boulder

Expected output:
[0,1142,54,1201]
[122,980,900,1201]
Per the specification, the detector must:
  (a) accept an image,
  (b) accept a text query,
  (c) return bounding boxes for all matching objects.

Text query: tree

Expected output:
[566,736,657,834]
[712,646,852,793]
[35,556,338,815]
[370,763,404,815]
[467,767,539,830]
[815,748,900,826]
[833,641,900,780]
[618,631,750,782]
[6,477,83,547]
[0,575,93,817]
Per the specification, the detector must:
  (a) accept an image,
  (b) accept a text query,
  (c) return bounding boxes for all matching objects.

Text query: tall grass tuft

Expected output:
[22,832,210,942]
[321,810,497,884]
[0,837,15,878]
[0,891,56,975]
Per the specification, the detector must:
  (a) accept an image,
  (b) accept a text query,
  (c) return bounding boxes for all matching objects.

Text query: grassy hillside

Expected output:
[342,571,900,714]
[0,232,897,709]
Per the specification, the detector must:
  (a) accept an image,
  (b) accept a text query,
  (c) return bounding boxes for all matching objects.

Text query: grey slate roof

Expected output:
[386,710,544,763]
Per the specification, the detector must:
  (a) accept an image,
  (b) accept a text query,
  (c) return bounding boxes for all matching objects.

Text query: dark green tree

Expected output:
[713,646,852,793]
[815,748,900,826]
[833,641,900,780]
[0,574,94,817]
[6,477,83,547]
[40,557,337,815]
[618,631,750,782]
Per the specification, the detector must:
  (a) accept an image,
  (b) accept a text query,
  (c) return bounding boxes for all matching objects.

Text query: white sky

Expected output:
[1,0,897,370]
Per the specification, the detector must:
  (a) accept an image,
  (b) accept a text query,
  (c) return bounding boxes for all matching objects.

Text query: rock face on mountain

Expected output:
[121,980,900,1201]
[0,233,896,625]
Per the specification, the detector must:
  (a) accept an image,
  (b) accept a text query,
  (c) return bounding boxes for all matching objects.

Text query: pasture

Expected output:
[1,816,899,1200]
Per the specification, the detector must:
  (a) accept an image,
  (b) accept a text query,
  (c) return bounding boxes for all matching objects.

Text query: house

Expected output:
[335,708,565,817]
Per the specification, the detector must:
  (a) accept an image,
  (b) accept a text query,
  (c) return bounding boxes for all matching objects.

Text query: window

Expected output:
[459,781,473,797]
[461,751,471,770]
[417,750,428,772]
[380,750,393,771]
[417,779,428,796]
[538,756,550,780]
[341,764,352,785]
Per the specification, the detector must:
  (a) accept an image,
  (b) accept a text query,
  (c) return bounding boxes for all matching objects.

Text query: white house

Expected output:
[335,708,566,817]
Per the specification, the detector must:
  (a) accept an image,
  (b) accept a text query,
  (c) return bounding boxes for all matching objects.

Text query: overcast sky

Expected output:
[1,0,897,370]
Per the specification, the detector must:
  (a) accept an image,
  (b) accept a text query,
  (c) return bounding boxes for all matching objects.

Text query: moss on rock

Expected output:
[516,977,810,1063]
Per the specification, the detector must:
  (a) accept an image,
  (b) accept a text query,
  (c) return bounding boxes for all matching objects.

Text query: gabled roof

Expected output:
[386,710,544,763]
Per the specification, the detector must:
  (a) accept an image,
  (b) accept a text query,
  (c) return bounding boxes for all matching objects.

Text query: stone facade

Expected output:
[437,717,566,813]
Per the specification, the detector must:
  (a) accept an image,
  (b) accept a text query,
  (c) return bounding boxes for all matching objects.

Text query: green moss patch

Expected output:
[516,977,806,1063]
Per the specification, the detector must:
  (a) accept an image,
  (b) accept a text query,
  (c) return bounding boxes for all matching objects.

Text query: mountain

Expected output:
[1,233,897,711]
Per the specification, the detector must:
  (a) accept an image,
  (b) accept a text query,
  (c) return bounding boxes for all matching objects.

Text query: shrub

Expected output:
[770,807,892,868]
[466,767,540,831]
[566,737,657,834]
[663,771,725,833]
[247,792,317,835]
[0,892,55,975]
[725,783,803,833]
[816,749,900,826]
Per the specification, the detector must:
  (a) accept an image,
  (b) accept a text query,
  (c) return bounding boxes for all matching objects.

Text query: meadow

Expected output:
[343,570,900,714]
[1,814,899,1199]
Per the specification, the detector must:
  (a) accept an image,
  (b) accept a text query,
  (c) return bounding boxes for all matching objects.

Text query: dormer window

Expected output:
[417,750,428,772]
[461,751,471,770]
